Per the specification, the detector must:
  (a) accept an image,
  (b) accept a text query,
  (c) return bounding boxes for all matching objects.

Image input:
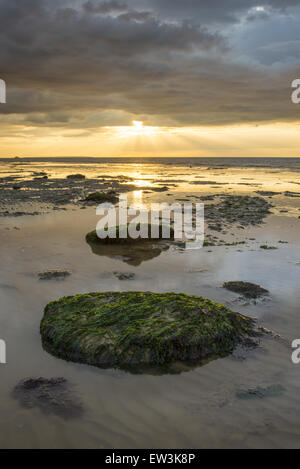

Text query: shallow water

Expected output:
[0,158,300,448]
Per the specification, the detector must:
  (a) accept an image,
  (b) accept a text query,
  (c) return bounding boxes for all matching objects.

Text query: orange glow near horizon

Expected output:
[106,121,162,138]
[1,122,300,158]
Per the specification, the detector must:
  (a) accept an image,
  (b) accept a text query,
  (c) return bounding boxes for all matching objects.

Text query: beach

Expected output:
[0,157,300,448]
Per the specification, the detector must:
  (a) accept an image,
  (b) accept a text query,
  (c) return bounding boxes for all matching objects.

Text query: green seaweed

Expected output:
[260,245,278,250]
[40,291,259,373]
[86,223,174,245]
[86,224,175,266]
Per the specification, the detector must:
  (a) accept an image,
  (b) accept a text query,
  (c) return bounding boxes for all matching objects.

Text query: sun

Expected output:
[103,120,163,140]
[128,120,161,136]
[132,120,144,129]
[111,120,161,137]
[130,120,154,135]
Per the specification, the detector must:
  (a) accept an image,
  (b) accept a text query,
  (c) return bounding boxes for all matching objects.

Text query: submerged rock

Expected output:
[236,384,285,399]
[205,195,272,231]
[84,191,118,204]
[113,272,135,280]
[38,270,71,280]
[256,191,281,196]
[40,291,260,373]
[12,377,84,419]
[223,281,269,299]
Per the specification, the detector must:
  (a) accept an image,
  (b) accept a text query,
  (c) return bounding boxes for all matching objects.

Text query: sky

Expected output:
[0,0,300,157]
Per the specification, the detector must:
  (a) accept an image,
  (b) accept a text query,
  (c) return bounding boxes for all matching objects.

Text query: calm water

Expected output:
[0,158,299,448]
[2,156,300,170]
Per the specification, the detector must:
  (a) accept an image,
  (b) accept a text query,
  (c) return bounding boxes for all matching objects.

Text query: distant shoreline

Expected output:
[1,156,300,170]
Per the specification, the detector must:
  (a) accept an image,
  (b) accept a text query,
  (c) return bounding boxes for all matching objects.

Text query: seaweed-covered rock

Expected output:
[86,224,174,266]
[223,281,269,299]
[260,245,278,250]
[40,292,260,373]
[205,195,272,229]
[12,377,83,419]
[86,223,174,245]
[85,192,118,204]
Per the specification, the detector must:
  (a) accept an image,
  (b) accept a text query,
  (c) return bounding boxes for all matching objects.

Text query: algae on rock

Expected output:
[223,281,269,299]
[86,224,174,266]
[40,291,260,373]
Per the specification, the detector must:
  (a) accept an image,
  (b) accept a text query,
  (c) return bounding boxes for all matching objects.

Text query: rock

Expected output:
[205,196,272,231]
[236,384,285,399]
[66,174,85,180]
[86,223,174,245]
[84,192,118,204]
[151,186,169,192]
[284,191,300,198]
[86,224,174,266]
[223,281,269,299]
[256,191,281,196]
[260,245,278,250]
[113,272,135,280]
[33,172,47,176]
[199,195,215,201]
[12,377,83,419]
[87,236,170,266]
[208,223,223,232]
[191,180,219,185]
[0,211,40,217]
[38,270,71,280]
[40,291,260,373]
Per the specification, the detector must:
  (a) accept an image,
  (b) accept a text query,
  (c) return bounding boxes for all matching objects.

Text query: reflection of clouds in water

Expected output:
[133,190,143,201]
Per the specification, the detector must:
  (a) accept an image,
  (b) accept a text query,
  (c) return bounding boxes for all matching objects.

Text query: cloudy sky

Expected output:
[0,0,300,157]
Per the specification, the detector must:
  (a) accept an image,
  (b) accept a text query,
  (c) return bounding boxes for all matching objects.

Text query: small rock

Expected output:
[223,281,269,299]
[260,245,278,250]
[38,270,71,280]
[12,377,84,419]
[236,384,285,400]
[67,174,85,180]
[84,192,118,204]
[113,272,135,281]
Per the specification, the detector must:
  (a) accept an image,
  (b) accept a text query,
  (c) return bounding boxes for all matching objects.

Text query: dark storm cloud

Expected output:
[146,0,300,22]
[83,1,128,14]
[0,0,299,128]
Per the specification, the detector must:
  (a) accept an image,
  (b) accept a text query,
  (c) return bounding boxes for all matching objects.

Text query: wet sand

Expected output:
[0,158,300,448]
